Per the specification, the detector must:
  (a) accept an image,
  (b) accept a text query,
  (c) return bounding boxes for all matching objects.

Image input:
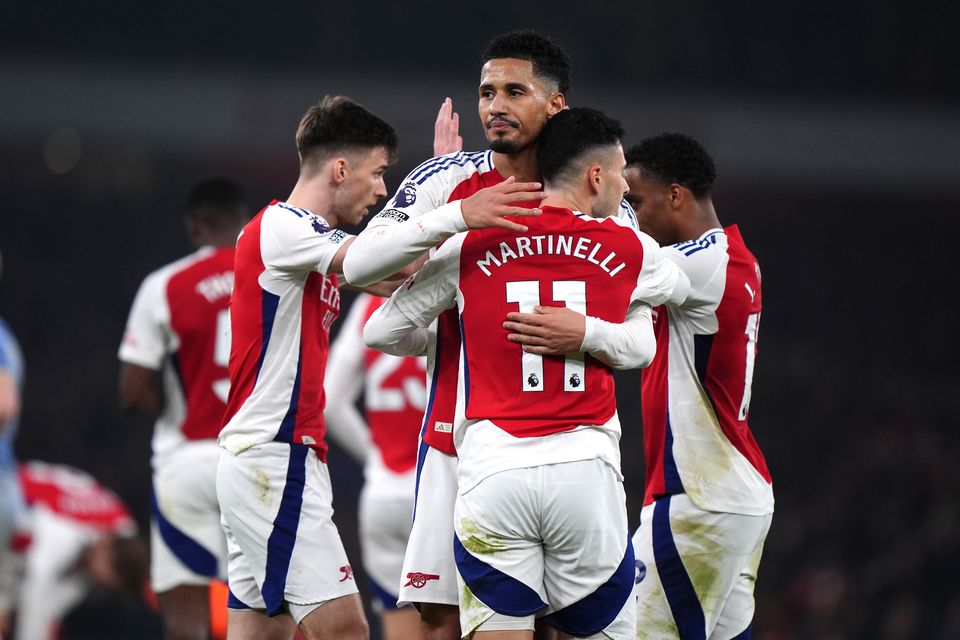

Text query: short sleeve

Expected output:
[118,272,169,370]
[260,206,353,276]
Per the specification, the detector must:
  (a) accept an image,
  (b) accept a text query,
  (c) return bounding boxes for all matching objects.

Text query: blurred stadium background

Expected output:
[1,2,958,638]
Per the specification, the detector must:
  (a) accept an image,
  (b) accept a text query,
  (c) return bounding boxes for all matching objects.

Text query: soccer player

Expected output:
[118,178,248,640]
[624,134,773,640]
[324,292,426,640]
[2,461,148,640]
[364,107,689,639]
[508,134,774,639]
[216,95,539,640]
[342,30,580,639]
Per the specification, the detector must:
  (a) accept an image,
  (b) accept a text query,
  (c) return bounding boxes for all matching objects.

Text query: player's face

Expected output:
[592,144,630,218]
[334,146,391,226]
[478,58,564,154]
[624,167,678,245]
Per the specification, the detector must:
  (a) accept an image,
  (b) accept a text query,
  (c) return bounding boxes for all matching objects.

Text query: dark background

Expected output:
[1,3,958,638]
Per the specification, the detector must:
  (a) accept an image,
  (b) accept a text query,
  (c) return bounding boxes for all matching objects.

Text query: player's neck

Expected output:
[680,199,722,240]
[286,178,337,227]
[492,148,540,183]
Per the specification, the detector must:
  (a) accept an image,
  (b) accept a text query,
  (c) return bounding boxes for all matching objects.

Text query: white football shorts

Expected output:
[151,440,227,592]
[454,458,636,639]
[359,464,415,612]
[216,442,358,624]
[397,443,459,607]
[632,492,772,639]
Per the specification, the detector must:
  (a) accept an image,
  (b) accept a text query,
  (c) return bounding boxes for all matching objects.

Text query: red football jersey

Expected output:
[360,296,426,473]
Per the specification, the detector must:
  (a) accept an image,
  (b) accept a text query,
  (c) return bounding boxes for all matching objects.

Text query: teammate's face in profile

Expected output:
[478,58,564,154]
[624,167,677,245]
[592,145,630,218]
[334,146,390,226]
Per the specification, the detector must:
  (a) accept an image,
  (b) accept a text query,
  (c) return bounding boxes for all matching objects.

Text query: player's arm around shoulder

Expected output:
[362,234,464,356]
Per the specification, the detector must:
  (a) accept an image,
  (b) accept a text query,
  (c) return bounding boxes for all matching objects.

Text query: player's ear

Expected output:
[547,92,566,116]
[668,183,684,209]
[331,157,349,185]
[589,165,603,195]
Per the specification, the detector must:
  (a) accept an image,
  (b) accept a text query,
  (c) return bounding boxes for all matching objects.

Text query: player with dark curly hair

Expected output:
[620,133,773,640]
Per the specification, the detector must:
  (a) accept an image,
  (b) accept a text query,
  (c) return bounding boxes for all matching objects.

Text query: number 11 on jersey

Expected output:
[506,280,586,393]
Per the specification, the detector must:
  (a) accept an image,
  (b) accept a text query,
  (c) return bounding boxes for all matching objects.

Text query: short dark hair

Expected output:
[296,95,398,168]
[625,133,716,198]
[482,30,571,95]
[537,107,624,187]
[185,177,247,231]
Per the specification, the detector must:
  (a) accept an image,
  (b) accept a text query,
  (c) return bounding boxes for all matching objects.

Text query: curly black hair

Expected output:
[625,133,716,198]
[537,107,624,186]
[482,29,571,95]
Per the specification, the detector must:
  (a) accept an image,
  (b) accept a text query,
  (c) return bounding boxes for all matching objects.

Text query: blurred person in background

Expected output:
[118,178,249,640]
[0,461,148,640]
[324,292,426,640]
[0,251,26,638]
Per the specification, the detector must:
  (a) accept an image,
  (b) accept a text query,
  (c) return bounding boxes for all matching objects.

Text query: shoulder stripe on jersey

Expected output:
[674,231,722,257]
[410,151,490,185]
[411,151,490,185]
[618,200,639,228]
[276,203,305,218]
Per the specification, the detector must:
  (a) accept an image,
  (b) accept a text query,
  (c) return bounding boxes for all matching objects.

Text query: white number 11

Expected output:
[506,280,587,393]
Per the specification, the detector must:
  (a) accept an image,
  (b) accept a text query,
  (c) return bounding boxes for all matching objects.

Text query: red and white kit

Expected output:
[217,201,355,622]
[10,462,136,640]
[119,245,234,591]
[633,225,773,639]
[324,293,426,611]
[366,206,688,638]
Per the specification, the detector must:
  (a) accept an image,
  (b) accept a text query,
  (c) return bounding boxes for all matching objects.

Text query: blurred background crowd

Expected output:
[1,2,957,638]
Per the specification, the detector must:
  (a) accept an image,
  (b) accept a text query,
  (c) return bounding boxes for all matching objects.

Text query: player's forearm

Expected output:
[363,302,430,357]
[342,202,467,287]
[581,309,656,369]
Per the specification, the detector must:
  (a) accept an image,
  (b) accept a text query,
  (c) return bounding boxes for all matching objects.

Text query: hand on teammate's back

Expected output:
[460,177,544,233]
[503,305,586,355]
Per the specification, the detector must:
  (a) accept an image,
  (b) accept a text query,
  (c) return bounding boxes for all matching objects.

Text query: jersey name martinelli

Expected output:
[642,225,773,516]
[119,246,234,466]
[390,205,685,492]
[219,201,348,460]
[368,151,637,456]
